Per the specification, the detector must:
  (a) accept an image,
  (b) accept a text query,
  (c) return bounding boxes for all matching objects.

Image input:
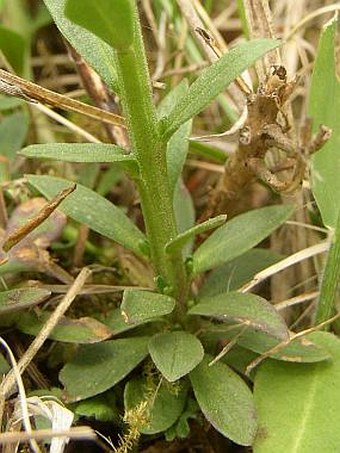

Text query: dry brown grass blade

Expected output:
[242,0,280,78]
[0,69,126,129]
[2,185,76,253]
[0,426,97,445]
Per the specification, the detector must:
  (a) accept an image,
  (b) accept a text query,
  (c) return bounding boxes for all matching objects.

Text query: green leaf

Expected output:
[237,330,330,363]
[0,288,51,314]
[65,0,135,50]
[310,15,340,229]
[157,79,189,119]
[192,205,293,274]
[26,174,147,258]
[74,392,118,422]
[16,313,113,343]
[124,378,187,434]
[20,143,138,175]
[43,0,117,88]
[165,215,227,255]
[167,120,192,198]
[221,344,259,380]
[199,248,283,297]
[149,331,204,382]
[190,355,257,446]
[0,97,24,111]
[100,308,161,336]
[165,397,199,441]
[161,39,280,139]
[60,337,149,401]
[173,182,195,256]
[158,81,192,198]
[121,290,176,325]
[0,26,26,74]
[189,292,289,340]
[0,111,29,161]
[253,332,340,452]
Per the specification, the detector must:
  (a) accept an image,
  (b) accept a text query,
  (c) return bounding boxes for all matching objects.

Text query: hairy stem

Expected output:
[114,5,187,302]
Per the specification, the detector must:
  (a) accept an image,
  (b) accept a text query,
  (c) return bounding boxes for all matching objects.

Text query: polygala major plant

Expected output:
[1,0,339,451]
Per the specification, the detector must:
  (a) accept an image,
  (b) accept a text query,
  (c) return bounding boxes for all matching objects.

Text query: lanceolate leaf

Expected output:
[16,312,113,344]
[0,288,50,314]
[161,39,280,139]
[173,182,195,256]
[149,331,204,382]
[20,143,138,175]
[65,0,135,51]
[60,337,149,401]
[26,175,147,258]
[237,329,330,363]
[189,292,289,341]
[199,248,283,297]
[190,355,257,446]
[310,15,340,229]
[120,290,176,324]
[124,378,187,434]
[165,215,227,255]
[253,332,339,452]
[43,0,117,88]
[192,205,293,274]
[158,80,192,198]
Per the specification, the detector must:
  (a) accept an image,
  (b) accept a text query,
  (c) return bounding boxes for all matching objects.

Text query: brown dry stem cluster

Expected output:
[203,65,331,219]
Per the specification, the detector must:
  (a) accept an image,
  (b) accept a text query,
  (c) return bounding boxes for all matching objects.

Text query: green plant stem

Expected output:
[315,211,340,327]
[114,7,187,302]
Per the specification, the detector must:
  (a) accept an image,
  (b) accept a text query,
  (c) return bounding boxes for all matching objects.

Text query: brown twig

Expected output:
[0,69,126,129]
[2,185,76,253]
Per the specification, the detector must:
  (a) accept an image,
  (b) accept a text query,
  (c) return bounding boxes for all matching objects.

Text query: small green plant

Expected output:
[0,1,340,452]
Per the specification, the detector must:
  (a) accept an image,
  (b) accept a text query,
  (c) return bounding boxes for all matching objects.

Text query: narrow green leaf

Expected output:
[43,0,117,88]
[16,312,113,343]
[157,79,189,119]
[120,290,176,325]
[167,120,192,198]
[190,355,257,446]
[20,143,138,175]
[158,81,192,198]
[26,174,147,258]
[165,215,227,255]
[253,332,339,452]
[0,26,26,74]
[189,292,289,341]
[173,182,195,256]
[199,248,283,297]
[0,288,50,314]
[60,337,149,401]
[65,0,135,50]
[310,15,340,229]
[161,39,280,138]
[149,331,204,382]
[192,205,293,274]
[124,378,187,434]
